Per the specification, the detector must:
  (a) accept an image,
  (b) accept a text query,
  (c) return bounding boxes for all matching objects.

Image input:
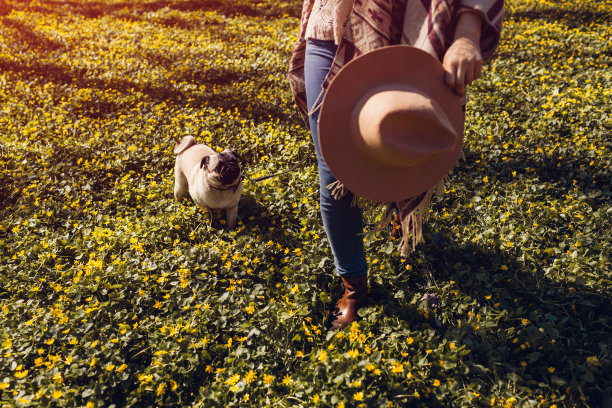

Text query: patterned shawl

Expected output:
[288,0,504,255]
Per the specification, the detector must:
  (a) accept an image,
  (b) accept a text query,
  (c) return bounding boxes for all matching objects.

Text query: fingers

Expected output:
[442,38,482,96]
[455,62,466,96]
[444,58,466,96]
[445,57,479,96]
[444,70,456,92]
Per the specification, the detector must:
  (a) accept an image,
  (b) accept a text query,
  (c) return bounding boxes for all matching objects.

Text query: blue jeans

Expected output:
[304,39,367,278]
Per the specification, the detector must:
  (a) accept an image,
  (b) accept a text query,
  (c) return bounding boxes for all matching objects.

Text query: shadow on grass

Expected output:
[0,16,65,50]
[0,55,291,122]
[23,0,301,19]
[462,148,611,210]
[371,226,612,404]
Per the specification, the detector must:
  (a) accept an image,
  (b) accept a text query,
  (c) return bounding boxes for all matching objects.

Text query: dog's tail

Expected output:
[174,135,196,154]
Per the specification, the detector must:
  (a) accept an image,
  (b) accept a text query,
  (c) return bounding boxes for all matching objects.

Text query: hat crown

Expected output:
[353,86,458,167]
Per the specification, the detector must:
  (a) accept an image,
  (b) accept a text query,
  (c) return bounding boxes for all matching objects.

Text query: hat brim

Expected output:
[318,45,464,202]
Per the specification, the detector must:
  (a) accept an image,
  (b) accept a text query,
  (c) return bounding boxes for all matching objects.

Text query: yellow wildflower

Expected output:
[282,374,292,386]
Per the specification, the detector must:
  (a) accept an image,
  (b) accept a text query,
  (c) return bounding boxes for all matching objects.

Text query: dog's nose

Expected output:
[219,162,240,183]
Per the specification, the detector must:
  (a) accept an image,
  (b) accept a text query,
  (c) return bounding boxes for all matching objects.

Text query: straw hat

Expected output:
[318,45,464,202]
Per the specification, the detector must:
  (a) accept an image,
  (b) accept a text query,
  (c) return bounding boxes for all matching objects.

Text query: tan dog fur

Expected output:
[174,136,242,229]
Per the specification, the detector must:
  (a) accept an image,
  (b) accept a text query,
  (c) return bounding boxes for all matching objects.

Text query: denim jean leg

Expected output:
[304,39,368,278]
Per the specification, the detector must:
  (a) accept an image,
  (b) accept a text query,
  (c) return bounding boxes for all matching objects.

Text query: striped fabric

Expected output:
[288,0,504,121]
[288,0,504,255]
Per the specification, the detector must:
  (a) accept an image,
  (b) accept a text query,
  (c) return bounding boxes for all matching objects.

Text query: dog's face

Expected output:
[201,149,241,186]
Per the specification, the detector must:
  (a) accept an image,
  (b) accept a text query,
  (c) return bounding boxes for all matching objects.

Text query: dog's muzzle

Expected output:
[217,161,241,185]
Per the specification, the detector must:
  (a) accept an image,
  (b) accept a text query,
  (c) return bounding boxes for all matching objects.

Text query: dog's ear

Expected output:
[200,156,210,170]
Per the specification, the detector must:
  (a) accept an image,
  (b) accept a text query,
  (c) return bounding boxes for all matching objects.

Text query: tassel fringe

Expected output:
[325,162,456,257]
[327,180,349,201]
[397,188,434,256]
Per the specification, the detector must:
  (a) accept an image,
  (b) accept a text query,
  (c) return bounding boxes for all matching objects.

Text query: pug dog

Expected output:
[174,136,242,229]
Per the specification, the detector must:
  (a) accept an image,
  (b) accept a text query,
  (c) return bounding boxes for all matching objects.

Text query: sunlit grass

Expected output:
[0,0,610,406]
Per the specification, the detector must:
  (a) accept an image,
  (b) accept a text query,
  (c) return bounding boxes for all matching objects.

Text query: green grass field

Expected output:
[0,0,610,406]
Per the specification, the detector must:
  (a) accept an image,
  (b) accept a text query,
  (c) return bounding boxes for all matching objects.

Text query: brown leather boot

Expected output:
[329,275,368,331]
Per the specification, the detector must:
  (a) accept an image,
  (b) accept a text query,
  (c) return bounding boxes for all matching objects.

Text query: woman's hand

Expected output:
[443,12,483,96]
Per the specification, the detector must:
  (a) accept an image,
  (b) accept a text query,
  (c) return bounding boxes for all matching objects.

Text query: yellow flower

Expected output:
[449,342,456,349]
[263,374,274,385]
[407,337,414,345]
[548,366,556,373]
[347,349,359,358]
[244,370,256,384]
[433,379,441,387]
[313,394,320,404]
[225,374,240,386]
[318,350,327,362]
[106,364,115,372]
[117,364,128,373]
[52,390,62,399]
[282,374,292,386]
[0,382,10,390]
[157,383,166,396]
[353,391,364,401]
[504,396,517,408]
[390,361,403,373]
[14,370,29,379]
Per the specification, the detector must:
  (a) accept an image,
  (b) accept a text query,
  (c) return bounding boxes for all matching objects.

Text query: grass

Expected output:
[0,0,610,406]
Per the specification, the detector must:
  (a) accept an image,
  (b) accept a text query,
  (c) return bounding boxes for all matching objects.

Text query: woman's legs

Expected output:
[304,39,368,279]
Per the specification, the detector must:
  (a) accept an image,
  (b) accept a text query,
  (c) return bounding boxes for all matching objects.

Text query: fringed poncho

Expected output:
[288,0,504,255]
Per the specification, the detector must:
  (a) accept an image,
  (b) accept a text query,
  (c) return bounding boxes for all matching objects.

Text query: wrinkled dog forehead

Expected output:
[206,154,222,169]
[219,149,240,162]
[201,150,240,171]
